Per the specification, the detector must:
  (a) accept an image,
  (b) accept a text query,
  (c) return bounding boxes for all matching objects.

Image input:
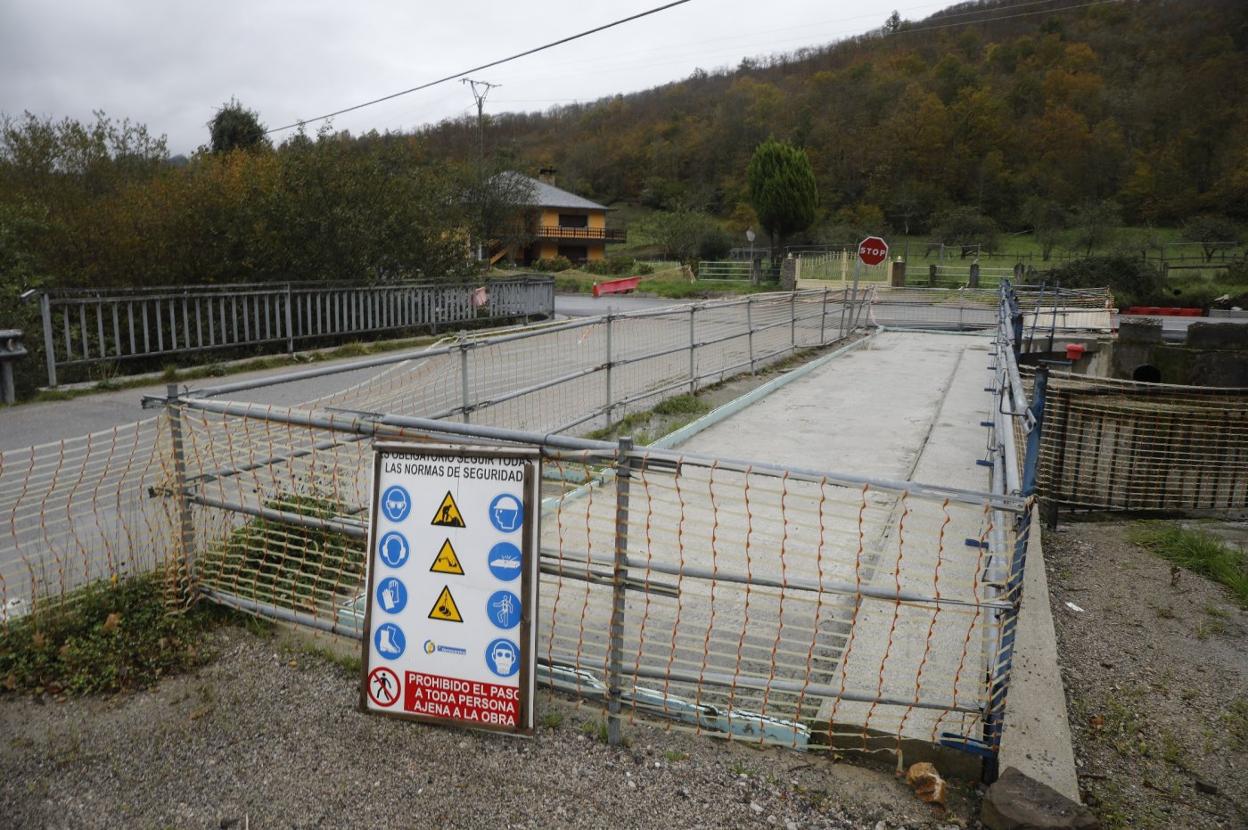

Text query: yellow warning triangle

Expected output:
[428,585,463,623]
[430,491,466,528]
[430,538,464,575]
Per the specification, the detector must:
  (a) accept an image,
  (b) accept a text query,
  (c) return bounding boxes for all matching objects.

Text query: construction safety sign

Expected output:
[359,443,539,734]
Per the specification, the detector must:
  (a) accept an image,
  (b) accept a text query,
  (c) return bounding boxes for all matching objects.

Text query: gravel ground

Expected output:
[1,626,979,830]
[1045,522,1248,829]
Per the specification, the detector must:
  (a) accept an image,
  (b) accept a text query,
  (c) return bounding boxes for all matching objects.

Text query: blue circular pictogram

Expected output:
[374,623,406,659]
[486,590,522,630]
[488,493,523,533]
[375,576,408,614]
[380,484,411,522]
[487,542,522,582]
[377,531,410,568]
[485,638,520,678]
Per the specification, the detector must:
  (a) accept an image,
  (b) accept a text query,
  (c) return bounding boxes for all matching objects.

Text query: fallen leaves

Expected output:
[905,761,947,806]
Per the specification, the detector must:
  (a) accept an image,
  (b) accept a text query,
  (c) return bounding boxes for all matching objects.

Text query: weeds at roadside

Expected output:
[1128,524,1248,607]
[0,576,239,696]
[580,719,609,743]
[1195,619,1228,640]
[1224,698,1248,749]
[294,643,361,675]
[540,711,563,729]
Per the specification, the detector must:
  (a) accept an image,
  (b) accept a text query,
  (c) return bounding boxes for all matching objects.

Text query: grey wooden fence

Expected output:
[32,277,554,387]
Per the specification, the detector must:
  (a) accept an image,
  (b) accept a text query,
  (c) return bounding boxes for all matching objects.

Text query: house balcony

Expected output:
[535,225,627,243]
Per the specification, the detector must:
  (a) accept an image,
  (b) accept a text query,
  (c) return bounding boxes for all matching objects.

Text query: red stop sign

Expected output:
[857,236,889,266]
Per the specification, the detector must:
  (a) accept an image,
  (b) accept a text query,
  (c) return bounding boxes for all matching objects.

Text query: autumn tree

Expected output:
[209,98,270,153]
[1180,215,1241,262]
[1020,196,1068,261]
[746,138,817,260]
[1068,201,1121,256]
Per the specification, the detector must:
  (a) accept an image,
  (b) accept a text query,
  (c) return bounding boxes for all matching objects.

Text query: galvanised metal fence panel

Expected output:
[868,286,1114,333]
[32,277,554,387]
[0,284,1051,776]
[0,290,870,622]
[0,417,180,623]
[1035,373,1248,516]
[164,397,1023,762]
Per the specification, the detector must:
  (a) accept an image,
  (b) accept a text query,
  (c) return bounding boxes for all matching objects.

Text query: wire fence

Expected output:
[869,286,1114,333]
[0,289,869,623]
[167,397,1025,764]
[1033,372,1248,518]
[0,416,180,623]
[0,283,1059,777]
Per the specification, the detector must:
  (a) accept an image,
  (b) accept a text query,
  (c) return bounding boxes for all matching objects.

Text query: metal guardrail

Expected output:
[27,277,555,387]
[977,280,1049,779]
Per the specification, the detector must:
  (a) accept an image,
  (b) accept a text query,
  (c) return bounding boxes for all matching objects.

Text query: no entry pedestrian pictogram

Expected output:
[430,539,464,575]
[431,491,466,528]
[361,443,540,734]
[367,667,400,707]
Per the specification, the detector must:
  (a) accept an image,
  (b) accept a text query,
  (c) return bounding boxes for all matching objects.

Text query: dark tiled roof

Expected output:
[503,172,608,211]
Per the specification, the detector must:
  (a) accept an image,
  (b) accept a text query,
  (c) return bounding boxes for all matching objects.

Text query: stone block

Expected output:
[981,768,1098,830]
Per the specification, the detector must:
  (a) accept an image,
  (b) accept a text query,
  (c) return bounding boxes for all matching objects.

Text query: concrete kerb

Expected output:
[997,506,1081,802]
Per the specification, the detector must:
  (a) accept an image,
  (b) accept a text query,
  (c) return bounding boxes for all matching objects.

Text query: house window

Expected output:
[558,245,589,263]
[558,213,588,228]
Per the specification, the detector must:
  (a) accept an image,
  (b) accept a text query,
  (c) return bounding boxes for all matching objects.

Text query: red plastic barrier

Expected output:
[1121,306,1204,317]
[592,276,641,298]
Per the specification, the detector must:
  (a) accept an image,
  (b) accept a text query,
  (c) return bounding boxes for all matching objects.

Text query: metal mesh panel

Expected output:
[1036,372,1248,512]
[0,418,180,621]
[169,403,1021,759]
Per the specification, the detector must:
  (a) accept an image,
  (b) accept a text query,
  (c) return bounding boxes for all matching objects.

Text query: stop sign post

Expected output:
[848,235,887,332]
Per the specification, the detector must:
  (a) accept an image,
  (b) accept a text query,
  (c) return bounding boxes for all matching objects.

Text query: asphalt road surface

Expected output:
[0,294,685,452]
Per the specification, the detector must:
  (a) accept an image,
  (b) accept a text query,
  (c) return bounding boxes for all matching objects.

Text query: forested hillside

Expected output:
[421,0,1248,235]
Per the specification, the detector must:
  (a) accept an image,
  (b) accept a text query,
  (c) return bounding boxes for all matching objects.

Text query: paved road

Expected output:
[553,293,681,317]
[0,295,686,452]
[538,331,1002,748]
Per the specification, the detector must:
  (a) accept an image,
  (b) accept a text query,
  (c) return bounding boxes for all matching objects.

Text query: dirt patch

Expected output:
[1045,522,1248,828]
[1,625,978,829]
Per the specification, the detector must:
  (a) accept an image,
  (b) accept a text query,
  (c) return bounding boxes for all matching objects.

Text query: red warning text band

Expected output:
[404,671,519,726]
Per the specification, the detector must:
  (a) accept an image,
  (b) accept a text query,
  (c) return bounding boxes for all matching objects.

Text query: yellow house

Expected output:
[507,171,625,265]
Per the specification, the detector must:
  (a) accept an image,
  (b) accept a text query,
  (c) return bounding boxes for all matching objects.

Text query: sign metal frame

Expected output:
[357,441,540,736]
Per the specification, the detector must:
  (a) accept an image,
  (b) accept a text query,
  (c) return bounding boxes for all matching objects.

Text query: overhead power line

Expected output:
[885,0,1125,37]
[264,0,694,136]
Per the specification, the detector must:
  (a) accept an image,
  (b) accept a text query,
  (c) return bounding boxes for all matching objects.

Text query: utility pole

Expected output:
[461,78,500,171]
[462,78,500,262]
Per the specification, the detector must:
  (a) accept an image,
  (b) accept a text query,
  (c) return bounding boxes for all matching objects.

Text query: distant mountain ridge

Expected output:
[418,0,1248,233]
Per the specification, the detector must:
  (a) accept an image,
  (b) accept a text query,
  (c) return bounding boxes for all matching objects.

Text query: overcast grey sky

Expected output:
[1,0,949,155]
